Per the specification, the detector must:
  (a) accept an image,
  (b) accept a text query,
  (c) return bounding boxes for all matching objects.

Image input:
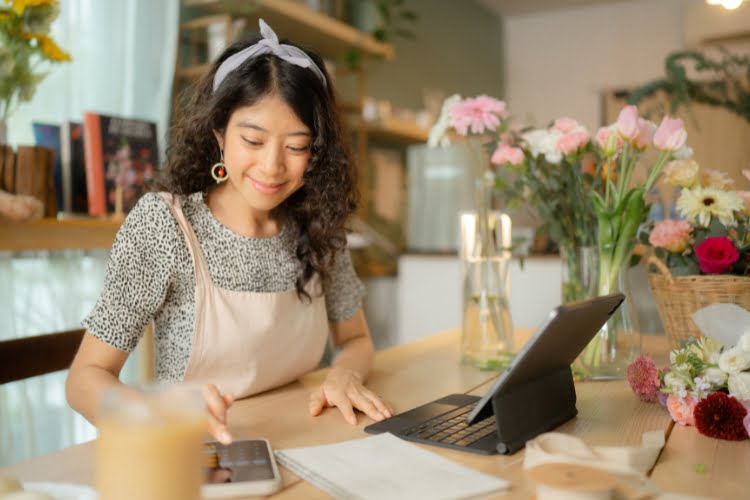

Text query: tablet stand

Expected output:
[491,366,577,454]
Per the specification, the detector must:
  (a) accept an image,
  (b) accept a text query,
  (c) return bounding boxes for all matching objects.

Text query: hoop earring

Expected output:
[211,150,228,183]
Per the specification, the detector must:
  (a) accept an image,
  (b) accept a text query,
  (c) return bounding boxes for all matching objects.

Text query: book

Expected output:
[32,122,63,213]
[60,121,88,214]
[274,433,508,500]
[83,112,158,216]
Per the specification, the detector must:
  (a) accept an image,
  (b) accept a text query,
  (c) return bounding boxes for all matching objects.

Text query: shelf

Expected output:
[364,120,429,144]
[0,217,122,252]
[184,0,394,60]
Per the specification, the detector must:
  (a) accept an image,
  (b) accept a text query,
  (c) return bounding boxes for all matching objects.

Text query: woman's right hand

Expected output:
[202,384,234,445]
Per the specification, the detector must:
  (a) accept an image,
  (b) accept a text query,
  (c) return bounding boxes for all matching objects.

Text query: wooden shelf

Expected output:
[364,120,429,144]
[0,218,122,252]
[184,0,394,60]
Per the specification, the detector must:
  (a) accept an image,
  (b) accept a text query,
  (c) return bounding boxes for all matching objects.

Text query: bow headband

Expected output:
[212,18,327,92]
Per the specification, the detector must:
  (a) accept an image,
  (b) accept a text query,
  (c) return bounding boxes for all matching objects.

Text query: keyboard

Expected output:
[400,403,497,447]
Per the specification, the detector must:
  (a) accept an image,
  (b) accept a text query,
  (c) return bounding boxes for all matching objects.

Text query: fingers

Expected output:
[363,389,393,419]
[346,388,385,422]
[309,389,327,417]
[202,384,233,445]
[334,396,357,425]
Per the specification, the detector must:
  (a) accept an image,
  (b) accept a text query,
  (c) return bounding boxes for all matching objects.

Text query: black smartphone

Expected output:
[202,439,282,498]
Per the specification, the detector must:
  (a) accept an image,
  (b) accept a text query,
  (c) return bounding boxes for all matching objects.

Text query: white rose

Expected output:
[738,330,750,353]
[727,372,750,401]
[702,367,728,387]
[664,372,687,393]
[718,347,750,373]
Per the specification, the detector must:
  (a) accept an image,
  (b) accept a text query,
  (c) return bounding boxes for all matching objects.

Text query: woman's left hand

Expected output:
[309,367,394,425]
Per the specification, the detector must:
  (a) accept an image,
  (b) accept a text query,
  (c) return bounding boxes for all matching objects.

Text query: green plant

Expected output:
[0,0,71,123]
[345,0,418,68]
[628,49,750,125]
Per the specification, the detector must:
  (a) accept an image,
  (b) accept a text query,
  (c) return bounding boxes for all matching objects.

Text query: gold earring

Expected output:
[211,150,228,183]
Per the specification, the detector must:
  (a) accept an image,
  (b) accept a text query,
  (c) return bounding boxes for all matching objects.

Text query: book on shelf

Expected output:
[32,122,63,213]
[83,112,158,216]
[60,121,89,214]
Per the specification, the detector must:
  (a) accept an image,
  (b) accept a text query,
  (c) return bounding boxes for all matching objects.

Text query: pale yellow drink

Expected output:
[96,385,206,500]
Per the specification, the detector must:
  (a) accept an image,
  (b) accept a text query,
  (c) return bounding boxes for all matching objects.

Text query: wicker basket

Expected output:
[647,254,750,348]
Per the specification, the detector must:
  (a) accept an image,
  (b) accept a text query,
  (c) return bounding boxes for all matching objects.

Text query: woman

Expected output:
[66,20,392,444]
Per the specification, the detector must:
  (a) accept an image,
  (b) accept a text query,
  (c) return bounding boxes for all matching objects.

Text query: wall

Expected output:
[503,0,686,130]
[365,0,505,109]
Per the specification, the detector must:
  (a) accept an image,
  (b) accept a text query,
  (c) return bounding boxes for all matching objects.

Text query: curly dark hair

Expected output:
[160,34,358,300]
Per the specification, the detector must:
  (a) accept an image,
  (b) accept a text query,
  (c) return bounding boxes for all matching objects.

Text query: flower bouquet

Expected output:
[643,164,750,346]
[628,308,750,441]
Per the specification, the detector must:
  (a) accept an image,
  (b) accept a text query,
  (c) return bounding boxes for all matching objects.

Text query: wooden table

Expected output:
[1,330,747,499]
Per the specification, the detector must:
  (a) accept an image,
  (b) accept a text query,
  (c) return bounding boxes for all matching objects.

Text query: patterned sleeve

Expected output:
[82,193,179,352]
[324,248,366,323]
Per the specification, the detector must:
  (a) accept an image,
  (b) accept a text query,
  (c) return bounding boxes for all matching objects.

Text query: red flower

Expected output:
[693,392,748,441]
[627,355,660,402]
[694,236,739,274]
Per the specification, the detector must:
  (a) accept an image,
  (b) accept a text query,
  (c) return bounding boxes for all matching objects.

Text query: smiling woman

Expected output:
[65,18,393,449]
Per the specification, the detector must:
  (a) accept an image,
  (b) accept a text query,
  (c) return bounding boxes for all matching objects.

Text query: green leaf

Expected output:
[400,9,418,21]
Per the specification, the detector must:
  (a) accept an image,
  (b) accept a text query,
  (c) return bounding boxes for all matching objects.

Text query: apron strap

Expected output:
[157,192,211,286]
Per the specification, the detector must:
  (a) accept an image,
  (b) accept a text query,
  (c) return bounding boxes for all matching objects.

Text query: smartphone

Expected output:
[202,439,283,498]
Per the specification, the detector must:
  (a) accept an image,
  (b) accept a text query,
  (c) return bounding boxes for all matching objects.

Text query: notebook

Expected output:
[365,293,625,455]
[274,433,508,500]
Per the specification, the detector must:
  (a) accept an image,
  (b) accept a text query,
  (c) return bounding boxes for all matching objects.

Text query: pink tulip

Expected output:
[491,143,525,166]
[553,117,579,134]
[653,116,687,151]
[615,105,639,140]
[633,118,655,150]
[557,130,590,155]
[595,126,622,156]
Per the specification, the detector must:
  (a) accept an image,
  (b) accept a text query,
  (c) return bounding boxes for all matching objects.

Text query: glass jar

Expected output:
[96,383,207,500]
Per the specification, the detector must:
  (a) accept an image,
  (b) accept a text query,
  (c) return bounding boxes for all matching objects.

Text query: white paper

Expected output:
[692,304,750,348]
[275,433,509,500]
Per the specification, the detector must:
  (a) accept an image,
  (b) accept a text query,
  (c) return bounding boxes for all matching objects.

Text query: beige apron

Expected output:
[158,193,329,398]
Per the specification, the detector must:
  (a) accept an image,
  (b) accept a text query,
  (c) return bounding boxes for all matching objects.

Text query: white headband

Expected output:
[212,18,327,92]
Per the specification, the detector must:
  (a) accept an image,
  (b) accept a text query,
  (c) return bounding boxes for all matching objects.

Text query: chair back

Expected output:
[0,329,84,384]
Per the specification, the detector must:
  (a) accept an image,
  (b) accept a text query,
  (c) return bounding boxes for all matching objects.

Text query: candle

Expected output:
[96,384,206,500]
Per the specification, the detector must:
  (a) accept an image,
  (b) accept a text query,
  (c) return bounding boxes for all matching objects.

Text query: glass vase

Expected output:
[576,253,642,379]
[459,176,514,370]
[559,244,598,304]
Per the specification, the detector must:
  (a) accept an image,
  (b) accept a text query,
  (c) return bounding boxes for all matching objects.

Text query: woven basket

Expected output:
[647,254,750,348]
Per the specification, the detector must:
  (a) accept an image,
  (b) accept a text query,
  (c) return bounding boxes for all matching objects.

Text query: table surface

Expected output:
[1,330,747,499]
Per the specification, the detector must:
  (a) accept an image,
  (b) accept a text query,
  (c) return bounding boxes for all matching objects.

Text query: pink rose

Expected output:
[667,394,698,426]
[553,117,579,133]
[615,105,639,140]
[491,143,525,166]
[648,219,692,253]
[653,116,687,151]
[695,236,740,274]
[557,130,590,155]
[627,355,661,403]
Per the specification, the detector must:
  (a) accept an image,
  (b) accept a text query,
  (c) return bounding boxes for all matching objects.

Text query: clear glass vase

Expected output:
[576,254,642,379]
[459,176,514,370]
[559,244,598,304]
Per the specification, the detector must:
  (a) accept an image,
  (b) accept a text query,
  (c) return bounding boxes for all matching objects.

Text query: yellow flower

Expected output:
[662,159,699,188]
[36,33,71,61]
[9,0,54,15]
[676,186,743,227]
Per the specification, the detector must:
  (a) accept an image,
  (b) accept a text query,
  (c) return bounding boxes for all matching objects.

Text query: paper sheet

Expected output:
[275,433,509,500]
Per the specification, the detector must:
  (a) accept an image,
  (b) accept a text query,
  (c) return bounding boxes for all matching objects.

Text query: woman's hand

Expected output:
[308,367,394,425]
[202,384,234,444]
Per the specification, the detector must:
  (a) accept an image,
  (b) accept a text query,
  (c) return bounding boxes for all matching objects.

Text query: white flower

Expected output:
[664,372,688,393]
[427,94,461,147]
[718,347,750,373]
[727,372,750,401]
[692,376,712,398]
[521,128,563,164]
[702,367,728,387]
[676,187,743,227]
[672,145,694,160]
[738,330,750,353]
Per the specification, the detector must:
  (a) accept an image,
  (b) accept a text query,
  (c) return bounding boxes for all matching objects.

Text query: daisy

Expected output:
[676,187,743,227]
